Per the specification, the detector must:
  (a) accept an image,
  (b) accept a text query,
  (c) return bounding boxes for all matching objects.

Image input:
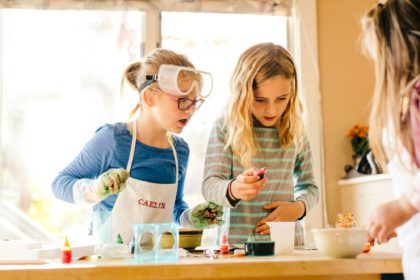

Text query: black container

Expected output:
[244,241,275,256]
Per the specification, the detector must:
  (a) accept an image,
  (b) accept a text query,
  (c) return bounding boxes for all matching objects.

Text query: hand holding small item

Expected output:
[254,167,267,179]
[230,167,267,201]
[189,202,224,228]
[367,196,415,244]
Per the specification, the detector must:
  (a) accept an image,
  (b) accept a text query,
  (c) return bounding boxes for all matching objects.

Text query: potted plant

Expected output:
[344,125,381,178]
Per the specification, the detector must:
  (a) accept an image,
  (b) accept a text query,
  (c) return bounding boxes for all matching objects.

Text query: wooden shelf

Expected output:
[338,173,391,186]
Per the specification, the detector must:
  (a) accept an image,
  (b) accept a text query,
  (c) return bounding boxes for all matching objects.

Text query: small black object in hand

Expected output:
[254,167,267,180]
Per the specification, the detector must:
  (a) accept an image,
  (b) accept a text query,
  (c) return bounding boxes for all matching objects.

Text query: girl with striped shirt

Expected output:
[202,43,319,246]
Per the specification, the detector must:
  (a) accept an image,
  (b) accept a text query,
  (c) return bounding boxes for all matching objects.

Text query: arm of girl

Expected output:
[368,195,417,244]
[202,121,238,207]
[52,125,126,205]
[292,134,319,218]
[73,168,128,203]
[174,171,190,227]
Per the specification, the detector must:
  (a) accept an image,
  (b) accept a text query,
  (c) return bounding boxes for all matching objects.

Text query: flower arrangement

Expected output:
[347,125,369,157]
[344,124,381,178]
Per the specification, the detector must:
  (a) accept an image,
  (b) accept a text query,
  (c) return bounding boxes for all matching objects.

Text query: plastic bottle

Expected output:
[220,232,229,254]
[61,236,72,264]
[116,234,124,244]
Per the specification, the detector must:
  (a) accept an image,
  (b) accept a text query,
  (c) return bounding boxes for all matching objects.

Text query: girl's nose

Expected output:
[265,102,276,114]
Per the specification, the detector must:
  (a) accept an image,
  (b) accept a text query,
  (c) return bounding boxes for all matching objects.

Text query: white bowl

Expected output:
[312,228,368,258]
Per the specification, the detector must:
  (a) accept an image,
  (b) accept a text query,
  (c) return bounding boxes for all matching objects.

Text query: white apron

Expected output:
[111,120,179,244]
[387,151,420,280]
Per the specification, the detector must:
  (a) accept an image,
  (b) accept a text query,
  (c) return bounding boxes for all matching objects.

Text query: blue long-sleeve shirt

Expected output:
[52,122,190,224]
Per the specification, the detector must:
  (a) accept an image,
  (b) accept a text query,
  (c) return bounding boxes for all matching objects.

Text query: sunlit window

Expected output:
[0,9,143,240]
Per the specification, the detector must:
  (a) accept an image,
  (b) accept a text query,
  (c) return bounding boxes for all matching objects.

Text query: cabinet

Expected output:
[339,174,401,253]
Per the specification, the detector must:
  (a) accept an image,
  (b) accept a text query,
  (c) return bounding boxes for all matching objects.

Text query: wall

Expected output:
[317,0,377,224]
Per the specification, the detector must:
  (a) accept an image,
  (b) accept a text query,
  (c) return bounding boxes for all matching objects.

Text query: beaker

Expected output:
[92,210,112,244]
[132,223,179,263]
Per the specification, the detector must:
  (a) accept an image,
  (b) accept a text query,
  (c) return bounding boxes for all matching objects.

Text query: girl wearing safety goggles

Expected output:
[52,49,222,245]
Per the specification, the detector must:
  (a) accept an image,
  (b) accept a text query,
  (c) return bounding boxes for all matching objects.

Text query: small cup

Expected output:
[267,221,295,255]
[244,241,275,256]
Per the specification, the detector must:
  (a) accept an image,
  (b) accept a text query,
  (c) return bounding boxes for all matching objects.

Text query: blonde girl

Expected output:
[362,1,420,279]
[52,49,222,244]
[202,43,319,246]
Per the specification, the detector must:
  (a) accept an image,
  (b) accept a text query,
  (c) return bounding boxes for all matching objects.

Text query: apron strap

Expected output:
[127,120,179,184]
[126,120,137,174]
[167,133,179,184]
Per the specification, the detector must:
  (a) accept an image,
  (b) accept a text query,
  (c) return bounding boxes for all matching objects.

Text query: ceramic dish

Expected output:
[312,228,368,258]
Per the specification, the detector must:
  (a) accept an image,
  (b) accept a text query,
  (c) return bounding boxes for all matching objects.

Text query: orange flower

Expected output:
[347,125,370,156]
[347,125,369,139]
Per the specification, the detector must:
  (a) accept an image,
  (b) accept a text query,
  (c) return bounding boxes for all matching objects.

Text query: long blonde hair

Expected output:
[362,0,420,168]
[223,42,304,168]
[120,49,195,119]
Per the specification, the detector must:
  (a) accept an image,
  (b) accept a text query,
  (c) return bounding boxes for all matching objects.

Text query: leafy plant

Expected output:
[347,125,369,157]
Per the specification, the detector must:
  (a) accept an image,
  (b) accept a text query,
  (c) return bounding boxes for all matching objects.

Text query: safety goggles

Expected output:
[139,64,213,98]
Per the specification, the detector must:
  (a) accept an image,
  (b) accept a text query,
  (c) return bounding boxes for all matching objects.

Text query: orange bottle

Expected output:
[62,236,72,264]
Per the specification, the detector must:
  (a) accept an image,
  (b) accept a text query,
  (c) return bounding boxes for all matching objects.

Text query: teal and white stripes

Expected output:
[202,118,319,246]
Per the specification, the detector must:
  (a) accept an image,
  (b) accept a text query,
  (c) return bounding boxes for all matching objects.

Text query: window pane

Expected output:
[0,9,143,240]
[161,12,288,206]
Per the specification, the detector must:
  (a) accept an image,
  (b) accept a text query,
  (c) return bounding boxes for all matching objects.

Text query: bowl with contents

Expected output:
[160,228,203,249]
[312,213,368,258]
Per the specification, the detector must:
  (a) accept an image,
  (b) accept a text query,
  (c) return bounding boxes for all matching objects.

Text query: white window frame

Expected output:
[290,0,327,245]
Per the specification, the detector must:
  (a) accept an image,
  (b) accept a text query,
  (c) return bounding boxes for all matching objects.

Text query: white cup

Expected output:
[267,221,295,255]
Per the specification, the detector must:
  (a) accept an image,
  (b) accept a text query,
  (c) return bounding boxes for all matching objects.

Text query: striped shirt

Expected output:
[202,118,319,245]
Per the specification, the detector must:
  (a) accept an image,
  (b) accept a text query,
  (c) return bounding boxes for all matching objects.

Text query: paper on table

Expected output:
[0,240,94,261]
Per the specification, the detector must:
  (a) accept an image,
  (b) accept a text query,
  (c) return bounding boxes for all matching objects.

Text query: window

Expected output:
[0,3,323,244]
[161,12,288,207]
[0,9,143,240]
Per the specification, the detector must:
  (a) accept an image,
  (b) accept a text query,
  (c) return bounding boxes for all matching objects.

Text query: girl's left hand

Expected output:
[255,201,305,235]
[368,195,416,244]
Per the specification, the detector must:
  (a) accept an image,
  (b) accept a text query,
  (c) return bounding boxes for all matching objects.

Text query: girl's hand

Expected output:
[254,200,305,235]
[94,168,129,198]
[368,196,416,244]
[230,167,267,201]
[189,202,224,228]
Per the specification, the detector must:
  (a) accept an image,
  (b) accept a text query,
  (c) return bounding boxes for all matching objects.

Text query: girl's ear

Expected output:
[142,88,158,107]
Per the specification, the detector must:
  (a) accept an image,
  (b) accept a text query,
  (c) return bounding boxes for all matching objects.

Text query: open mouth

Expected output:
[179,118,189,126]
